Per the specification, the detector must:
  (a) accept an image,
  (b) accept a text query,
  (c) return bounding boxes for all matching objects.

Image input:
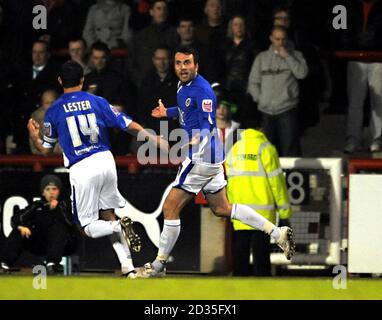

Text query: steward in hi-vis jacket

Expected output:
[225,128,292,276]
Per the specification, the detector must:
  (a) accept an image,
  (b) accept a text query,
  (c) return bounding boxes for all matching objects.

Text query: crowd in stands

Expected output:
[0,0,381,156]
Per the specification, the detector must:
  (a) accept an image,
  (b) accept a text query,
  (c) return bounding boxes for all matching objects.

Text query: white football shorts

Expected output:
[172,158,227,195]
[69,150,126,227]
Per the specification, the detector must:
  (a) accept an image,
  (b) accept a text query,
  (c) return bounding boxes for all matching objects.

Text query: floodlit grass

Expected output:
[0,276,381,300]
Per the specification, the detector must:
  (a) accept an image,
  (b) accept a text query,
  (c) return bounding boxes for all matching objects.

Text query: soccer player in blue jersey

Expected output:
[28,60,167,278]
[136,45,295,277]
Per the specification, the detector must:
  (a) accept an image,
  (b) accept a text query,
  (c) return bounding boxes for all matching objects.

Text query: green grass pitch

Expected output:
[0,276,381,300]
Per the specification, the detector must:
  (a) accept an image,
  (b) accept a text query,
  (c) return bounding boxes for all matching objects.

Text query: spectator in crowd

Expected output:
[126,0,178,87]
[342,0,382,153]
[273,5,323,132]
[273,6,291,30]
[224,14,255,122]
[213,83,240,153]
[82,0,132,49]
[129,0,152,31]
[176,17,218,82]
[224,15,254,95]
[0,175,80,275]
[195,0,226,82]
[32,0,83,50]
[225,119,292,276]
[247,26,308,157]
[83,41,133,110]
[213,83,239,270]
[13,40,60,154]
[195,0,226,47]
[0,2,18,154]
[137,46,178,135]
[25,39,61,105]
[68,37,91,75]
[29,88,62,155]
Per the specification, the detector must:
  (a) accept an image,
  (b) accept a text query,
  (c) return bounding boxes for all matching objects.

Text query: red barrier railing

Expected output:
[348,158,382,174]
[0,155,210,206]
[54,48,382,62]
[52,48,128,58]
[335,51,382,62]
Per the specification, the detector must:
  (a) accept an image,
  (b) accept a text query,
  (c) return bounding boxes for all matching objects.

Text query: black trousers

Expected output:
[1,224,77,266]
[232,230,271,276]
[262,108,301,157]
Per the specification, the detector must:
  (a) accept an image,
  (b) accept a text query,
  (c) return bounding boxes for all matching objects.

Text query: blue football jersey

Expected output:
[168,74,224,164]
[43,91,132,167]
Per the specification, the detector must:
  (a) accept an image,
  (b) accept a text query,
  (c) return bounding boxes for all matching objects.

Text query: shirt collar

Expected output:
[33,65,45,71]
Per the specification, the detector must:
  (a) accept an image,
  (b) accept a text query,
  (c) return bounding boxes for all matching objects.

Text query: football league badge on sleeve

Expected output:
[202,99,213,112]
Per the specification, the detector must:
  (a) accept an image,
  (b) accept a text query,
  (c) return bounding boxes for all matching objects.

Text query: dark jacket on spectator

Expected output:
[1,199,80,266]
[137,68,178,134]
[83,67,132,109]
[18,60,61,111]
[126,23,178,87]
[195,19,227,82]
[11,199,74,231]
[224,38,255,94]
[13,60,60,153]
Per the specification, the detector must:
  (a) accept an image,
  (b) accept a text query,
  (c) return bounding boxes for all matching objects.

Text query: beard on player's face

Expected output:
[176,65,198,83]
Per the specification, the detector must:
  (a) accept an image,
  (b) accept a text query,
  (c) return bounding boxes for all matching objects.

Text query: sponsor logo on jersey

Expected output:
[43,122,52,136]
[179,110,185,126]
[202,99,213,112]
[185,98,191,107]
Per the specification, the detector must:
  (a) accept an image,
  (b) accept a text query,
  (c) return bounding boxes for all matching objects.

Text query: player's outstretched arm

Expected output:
[27,119,53,156]
[151,99,167,118]
[127,121,169,152]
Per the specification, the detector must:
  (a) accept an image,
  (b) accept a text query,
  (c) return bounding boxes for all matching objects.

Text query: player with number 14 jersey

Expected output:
[43,91,132,168]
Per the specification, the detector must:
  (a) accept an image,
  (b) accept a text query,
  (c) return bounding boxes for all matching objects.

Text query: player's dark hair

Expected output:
[60,60,84,88]
[174,45,199,64]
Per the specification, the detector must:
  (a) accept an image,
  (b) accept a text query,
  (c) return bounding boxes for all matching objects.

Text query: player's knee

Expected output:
[210,205,230,218]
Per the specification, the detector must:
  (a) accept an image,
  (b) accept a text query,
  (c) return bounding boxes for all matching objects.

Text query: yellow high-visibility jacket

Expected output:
[225,129,292,230]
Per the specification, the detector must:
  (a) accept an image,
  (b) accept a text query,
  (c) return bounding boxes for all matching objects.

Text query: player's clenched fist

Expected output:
[27,118,40,138]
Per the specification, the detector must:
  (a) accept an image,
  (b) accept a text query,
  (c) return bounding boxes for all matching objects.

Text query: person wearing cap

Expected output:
[213,83,241,153]
[0,175,80,274]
